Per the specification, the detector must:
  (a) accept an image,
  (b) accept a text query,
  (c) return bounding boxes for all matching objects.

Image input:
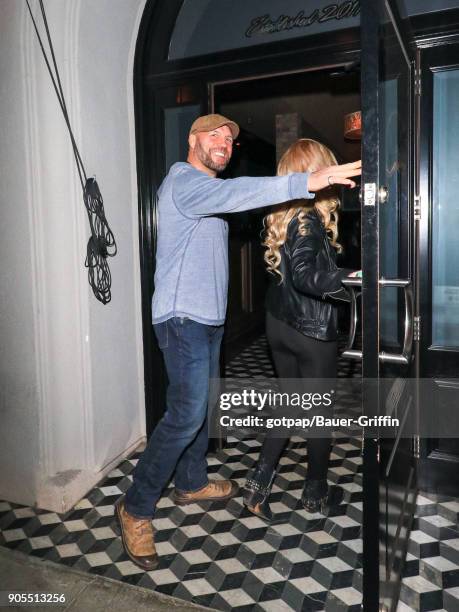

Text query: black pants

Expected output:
[259,312,337,481]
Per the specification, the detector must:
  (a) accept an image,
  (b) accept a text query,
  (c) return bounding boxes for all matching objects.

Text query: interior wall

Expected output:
[0,0,147,511]
[219,83,361,163]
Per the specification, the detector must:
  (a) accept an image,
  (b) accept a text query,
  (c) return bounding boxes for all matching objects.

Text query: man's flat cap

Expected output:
[189,113,239,139]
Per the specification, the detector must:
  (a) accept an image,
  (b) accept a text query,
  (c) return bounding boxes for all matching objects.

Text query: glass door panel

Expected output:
[164,104,201,172]
[379,13,411,351]
[153,83,205,177]
[418,44,459,497]
[432,69,459,348]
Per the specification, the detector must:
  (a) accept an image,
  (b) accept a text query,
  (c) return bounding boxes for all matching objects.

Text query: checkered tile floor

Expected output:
[0,336,457,611]
[399,495,459,611]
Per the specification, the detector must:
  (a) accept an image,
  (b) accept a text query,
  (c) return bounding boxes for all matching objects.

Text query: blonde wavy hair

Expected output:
[263,138,342,281]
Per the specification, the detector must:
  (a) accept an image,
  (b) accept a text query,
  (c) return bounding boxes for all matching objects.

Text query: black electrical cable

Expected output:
[84,178,117,304]
[25,0,117,304]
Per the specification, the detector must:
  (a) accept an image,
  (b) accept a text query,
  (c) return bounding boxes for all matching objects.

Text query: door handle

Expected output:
[378,279,413,365]
[379,186,389,204]
[341,277,362,360]
[341,278,414,365]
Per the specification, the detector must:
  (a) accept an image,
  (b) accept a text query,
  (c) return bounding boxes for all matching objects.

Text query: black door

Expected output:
[358,1,418,609]
[418,43,459,496]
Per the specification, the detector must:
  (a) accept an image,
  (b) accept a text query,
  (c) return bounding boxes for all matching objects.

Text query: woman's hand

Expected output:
[348,270,362,278]
[307,160,362,192]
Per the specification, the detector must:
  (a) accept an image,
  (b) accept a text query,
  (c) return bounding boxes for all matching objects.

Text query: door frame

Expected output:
[359,2,380,605]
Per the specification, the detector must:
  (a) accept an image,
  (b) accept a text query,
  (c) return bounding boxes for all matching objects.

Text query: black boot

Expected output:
[301,478,329,514]
[243,465,276,523]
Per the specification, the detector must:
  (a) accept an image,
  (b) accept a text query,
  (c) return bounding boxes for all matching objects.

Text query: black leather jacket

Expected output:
[265,208,352,341]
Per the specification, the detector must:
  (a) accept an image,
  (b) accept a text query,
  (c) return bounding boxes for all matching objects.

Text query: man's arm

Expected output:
[172,168,314,218]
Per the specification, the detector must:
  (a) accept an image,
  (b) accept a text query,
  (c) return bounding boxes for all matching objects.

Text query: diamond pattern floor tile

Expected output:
[1,334,457,611]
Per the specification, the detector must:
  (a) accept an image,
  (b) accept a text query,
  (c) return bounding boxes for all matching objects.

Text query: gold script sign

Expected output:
[245,0,360,38]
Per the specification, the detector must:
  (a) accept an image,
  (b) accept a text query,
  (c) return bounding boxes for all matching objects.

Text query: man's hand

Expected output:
[307,160,362,192]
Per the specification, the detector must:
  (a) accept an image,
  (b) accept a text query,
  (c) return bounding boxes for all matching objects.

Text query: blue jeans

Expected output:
[125,317,224,518]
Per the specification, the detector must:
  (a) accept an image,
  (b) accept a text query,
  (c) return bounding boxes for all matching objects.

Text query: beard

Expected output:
[195,139,230,172]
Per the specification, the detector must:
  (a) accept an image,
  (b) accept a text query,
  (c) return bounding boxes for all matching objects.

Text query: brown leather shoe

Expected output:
[115,498,159,571]
[173,479,239,505]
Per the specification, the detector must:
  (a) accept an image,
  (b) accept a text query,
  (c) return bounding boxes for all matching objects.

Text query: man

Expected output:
[116,114,361,569]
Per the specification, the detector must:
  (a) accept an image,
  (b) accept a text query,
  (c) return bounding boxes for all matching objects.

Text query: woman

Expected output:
[242,139,360,522]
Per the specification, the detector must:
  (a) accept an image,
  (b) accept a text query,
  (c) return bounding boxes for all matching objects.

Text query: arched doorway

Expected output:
[133,2,459,610]
[133,0,361,434]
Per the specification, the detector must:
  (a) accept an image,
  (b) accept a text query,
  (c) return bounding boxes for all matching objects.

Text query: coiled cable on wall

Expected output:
[26,0,117,304]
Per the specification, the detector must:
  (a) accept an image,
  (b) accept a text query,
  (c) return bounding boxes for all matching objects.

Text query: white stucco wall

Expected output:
[0,0,147,512]
[0,0,41,507]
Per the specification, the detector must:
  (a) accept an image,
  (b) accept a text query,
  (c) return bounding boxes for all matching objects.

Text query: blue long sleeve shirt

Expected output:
[152,162,314,326]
